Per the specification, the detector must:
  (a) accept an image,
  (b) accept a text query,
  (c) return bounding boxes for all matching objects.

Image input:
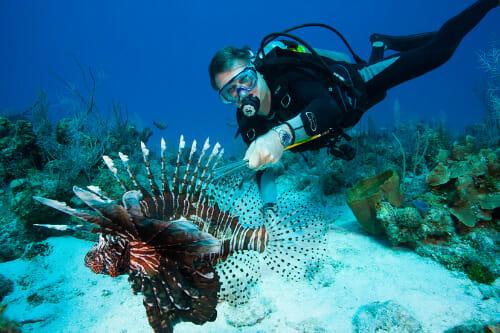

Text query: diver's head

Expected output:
[209,46,271,117]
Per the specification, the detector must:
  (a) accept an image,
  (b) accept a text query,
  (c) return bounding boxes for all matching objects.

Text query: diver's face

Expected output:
[215,62,271,115]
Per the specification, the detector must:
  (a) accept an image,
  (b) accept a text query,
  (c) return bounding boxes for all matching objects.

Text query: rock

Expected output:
[415,242,498,284]
[352,300,423,333]
[0,274,14,302]
[287,318,327,333]
[23,241,52,259]
[0,304,20,333]
[477,279,500,300]
[0,202,30,262]
[444,320,500,333]
[225,296,275,328]
[377,204,423,246]
[305,257,344,288]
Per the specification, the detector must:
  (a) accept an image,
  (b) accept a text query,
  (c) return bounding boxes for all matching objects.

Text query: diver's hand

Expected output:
[244,129,285,170]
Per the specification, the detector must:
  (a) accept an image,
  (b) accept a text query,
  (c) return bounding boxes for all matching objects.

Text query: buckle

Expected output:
[305,112,317,132]
[280,93,291,109]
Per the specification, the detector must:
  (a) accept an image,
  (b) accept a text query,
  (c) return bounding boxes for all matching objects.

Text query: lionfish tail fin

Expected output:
[263,192,329,282]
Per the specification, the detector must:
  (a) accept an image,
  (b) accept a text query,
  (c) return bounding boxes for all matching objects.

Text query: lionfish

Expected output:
[34,136,327,333]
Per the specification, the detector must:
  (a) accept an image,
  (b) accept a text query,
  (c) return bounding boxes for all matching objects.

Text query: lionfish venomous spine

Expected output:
[34,136,328,333]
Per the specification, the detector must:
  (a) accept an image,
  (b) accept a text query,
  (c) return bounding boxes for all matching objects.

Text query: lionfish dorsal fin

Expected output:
[140,141,161,199]
[160,137,171,195]
[186,137,210,200]
[171,135,186,196]
[194,141,220,202]
[86,185,111,201]
[113,152,152,205]
[118,152,139,188]
[179,139,197,196]
[198,145,223,205]
[103,155,127,191]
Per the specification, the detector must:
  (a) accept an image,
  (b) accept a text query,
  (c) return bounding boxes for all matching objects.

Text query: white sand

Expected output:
[1,207,498,333]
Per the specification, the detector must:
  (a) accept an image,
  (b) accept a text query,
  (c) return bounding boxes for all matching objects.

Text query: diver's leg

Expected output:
[361,0,498,93]
[370,32,437,53]
[368,41,386,64]
[368,32,436,63]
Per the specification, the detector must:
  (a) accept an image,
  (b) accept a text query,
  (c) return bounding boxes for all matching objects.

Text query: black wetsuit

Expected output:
[237,0,497,152]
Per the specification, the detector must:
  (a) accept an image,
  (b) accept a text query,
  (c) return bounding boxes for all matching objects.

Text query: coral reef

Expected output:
[351,300,423,333]
[0,196,31,262]
[347,169,403,235]
[0,84,158,261]
[0,275,13,302]
[347,137,500,283]
[0,117,43,184]
[0,304,20,333]
[444,320,500,333]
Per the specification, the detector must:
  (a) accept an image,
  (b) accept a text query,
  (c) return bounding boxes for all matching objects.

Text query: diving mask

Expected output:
[218,66,258,104]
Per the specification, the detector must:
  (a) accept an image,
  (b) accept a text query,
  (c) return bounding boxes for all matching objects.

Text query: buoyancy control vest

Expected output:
[236,24,379,159]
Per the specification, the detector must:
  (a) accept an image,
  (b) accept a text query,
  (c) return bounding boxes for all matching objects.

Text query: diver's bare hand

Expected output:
[244,129,285,170]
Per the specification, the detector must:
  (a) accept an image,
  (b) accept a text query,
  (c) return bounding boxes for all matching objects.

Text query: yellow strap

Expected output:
[284,133,323,151]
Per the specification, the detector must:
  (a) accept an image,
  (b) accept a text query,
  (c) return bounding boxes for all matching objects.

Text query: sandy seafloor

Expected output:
[1,206,498,333]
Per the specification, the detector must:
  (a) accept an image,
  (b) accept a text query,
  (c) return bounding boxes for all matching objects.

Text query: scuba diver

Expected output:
[209,0,499,212]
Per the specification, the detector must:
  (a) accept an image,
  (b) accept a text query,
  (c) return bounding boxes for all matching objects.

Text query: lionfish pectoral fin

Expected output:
[33,196,106,225]
[215,251,262,306]
[73,185,113,208]
[73,186,139,236]
[262,193,329,282]
[33,223,85,232]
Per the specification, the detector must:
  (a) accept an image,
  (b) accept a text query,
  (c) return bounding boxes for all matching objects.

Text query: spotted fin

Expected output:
[263,192,329,282]
[215,251,262,306]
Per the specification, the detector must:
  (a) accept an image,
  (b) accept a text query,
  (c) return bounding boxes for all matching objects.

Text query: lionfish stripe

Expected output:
[130,242,161,275]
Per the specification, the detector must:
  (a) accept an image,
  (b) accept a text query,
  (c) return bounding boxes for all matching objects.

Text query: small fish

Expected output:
[34,135,328,333]
[411,199,430,217]
[152,121,168,130]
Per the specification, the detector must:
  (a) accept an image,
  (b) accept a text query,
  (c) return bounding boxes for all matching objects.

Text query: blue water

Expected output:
[1,0,498,156]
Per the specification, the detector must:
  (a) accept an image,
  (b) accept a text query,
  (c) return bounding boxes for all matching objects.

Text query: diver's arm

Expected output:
[244,97,345,170]
[314,48,352,63]
[286,97,345,143]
